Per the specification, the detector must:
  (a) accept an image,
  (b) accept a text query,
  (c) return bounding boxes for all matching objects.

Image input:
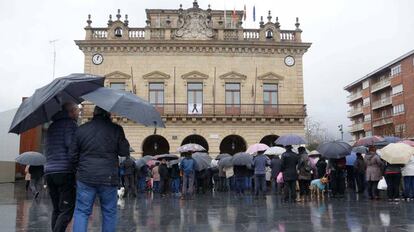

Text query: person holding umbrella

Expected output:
[159,158,170,197]
[70,106,130,232]
[252,150,271,199]
[364,146,383,200]
[383,161,403,201]
[120,156,136,197]
[180,152,196,200]
[281,145,299,202]
[44,102,79,232]
[297,147,312,201]
[29,164,44,199]
[353,153,366,194]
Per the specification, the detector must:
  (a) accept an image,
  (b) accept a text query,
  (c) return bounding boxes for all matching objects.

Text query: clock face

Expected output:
[284,56,295,67]
[92,53,104,65]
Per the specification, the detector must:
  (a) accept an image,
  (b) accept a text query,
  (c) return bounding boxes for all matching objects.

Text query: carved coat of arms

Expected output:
[175,11,214,40]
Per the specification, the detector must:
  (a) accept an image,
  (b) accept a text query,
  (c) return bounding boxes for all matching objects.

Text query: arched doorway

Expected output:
[181,134,209,152]
[142,135,170,156]
[220,135,247,155]
[260,134,280,147]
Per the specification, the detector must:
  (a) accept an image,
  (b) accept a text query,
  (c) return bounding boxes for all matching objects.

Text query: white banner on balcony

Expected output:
[188,103,202,114]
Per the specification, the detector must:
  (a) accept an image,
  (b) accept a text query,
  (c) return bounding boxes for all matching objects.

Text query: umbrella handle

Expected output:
[153,121,157,135]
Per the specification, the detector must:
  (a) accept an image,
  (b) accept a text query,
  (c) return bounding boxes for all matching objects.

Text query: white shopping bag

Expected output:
[377,177,387,190]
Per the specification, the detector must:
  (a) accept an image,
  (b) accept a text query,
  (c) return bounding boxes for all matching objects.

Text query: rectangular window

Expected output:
[225,83,241,115]
[392,84,403,95]
[363,97,370,106]
[365,131,372,137]
[395,124,406,133]
[362,80,370,89]
[393,104,405,115]
[187,83,203,114]
[110,82,125,91]
[263,84,278,105]
[364,114,371,122]
[149,83,164,105]
[391,64,401,76]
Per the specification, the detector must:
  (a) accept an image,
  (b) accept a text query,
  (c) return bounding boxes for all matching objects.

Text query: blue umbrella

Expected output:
[317,141,352,159]
[16,151,46,166]
[346,152,357,166]
[275,134,307,146]
[374,136,402,147]
[352,146,368,154]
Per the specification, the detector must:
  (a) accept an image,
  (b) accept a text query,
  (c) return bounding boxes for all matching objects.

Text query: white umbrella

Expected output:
[379,143,414,164]
[264,146,286,156]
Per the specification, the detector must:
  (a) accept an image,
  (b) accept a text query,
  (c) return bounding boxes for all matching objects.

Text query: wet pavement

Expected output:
[2,182,414,232]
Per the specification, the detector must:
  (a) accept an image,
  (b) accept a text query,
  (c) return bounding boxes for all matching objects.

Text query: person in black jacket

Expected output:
[169,162,181,196]
[70,106,130,232]
[316,157,327,178]
[281,146,299,203]
[159,159,170,196]
[234,165,249,195]
[121,157,136,197]
[29,165,44,199]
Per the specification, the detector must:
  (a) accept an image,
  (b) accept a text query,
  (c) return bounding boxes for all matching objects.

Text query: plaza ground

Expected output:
[1,182,414,232]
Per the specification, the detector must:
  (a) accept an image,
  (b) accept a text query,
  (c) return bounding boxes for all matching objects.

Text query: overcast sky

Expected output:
[1,0,413,140]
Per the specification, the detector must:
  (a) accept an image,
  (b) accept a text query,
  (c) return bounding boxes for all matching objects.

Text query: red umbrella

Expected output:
[353,136,384,147]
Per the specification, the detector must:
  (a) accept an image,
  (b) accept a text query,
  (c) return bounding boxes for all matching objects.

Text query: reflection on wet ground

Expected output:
[2,182,414,231]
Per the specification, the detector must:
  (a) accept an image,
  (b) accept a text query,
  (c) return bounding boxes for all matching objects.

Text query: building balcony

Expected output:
[371,97,392,110]
[372,116,393,128]
[347,107,363,118]
[349,123,364,133]
[347,92,362,103]
[371,78,391,93]
[81,103,306,120]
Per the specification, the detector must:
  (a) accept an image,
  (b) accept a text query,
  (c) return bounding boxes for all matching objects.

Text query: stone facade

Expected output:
[75,1,311,156]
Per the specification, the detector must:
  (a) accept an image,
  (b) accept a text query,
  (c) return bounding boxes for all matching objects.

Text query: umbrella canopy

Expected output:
[353,136,384,147]
[264,146,286,156]
[16,151,46,166]
[135,156,154,169]
[216,153,231,160]
[317,141,352,159]
[379,143,414,164]
[192,152,212,171]
[82,87,164,128]
[177,143,206,153]
[275,134,307,146]
[308,150,321,157]
[346,152,357,166]
[400,140,414,147]
[218,156,233,168]
[352,146,368,154]
[232,152,253,167]
[154,154,179,161]
[246,143,270,155]
[9,73,104,134]
[119,156,136,164]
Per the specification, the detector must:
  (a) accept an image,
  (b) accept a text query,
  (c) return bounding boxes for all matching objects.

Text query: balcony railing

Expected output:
[347,107,363,117]
[81,103,306,118]
[372,116,393,127]
[371,78,391,93]
[347,92,362,103]
[372,97,392,110]
[349,123,364,132]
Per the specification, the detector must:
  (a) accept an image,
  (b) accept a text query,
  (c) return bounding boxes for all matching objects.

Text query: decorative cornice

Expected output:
[257,72,285,81]
[181,71,209,80]
[105,70,132,79]
[143,71,171,80]
[219,71,247,81]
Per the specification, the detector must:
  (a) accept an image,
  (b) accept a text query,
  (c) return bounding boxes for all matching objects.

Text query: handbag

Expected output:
[377,177,387,190]
[276,172,284,184]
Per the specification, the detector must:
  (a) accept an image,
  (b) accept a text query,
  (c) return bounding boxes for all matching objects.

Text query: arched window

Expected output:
[219,135,247,155]
[142,135,169,156]
[114,27,123,37]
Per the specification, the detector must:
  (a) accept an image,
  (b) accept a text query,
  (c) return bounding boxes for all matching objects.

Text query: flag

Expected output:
[253,5,256,22]
[243,5,247,21]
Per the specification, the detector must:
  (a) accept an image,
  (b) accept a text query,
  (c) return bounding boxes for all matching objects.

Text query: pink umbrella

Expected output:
[246,143,270,155]
[400,140,414,147]
[353,136,384,147]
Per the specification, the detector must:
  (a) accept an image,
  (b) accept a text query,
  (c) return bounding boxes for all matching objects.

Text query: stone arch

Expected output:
[142,135,170,156]
[181,134,209,152]
[260,134,280,147]
[219,135,247,155]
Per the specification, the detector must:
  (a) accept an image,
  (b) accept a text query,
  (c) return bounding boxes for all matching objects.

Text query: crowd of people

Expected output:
[23,101,414,232]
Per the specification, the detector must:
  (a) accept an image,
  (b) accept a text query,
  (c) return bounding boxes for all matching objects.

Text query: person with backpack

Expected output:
[297,150,312,201]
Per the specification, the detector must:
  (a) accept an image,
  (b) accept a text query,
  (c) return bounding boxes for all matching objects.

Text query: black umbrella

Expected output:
[82,87,165,128]
[317,141,352,159]
[9,73,104,134]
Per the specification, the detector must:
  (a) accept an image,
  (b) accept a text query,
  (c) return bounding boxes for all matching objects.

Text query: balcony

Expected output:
[347,92,362,103]
[371,78,391,93]
[371,97,392,110]
[372,116,393,127]
[347,107,363,118]
[81,103,306,119]
[349,123,364,133]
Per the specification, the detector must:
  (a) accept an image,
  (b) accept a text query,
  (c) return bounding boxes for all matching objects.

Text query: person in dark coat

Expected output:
[121,157,136,197]
[159,159,170,196]
[44,102,79,232]
[329,157,346,198]
[270,155,282,194]
[316,157,327,178]
[29,165,44,198]
[297,150,312,201]
[281,146,299,202]
[353,153,366,193]
[384,162,403,201]
[169,162,181,196]
[70,106,130,232]
[234,165,249,195]
[252,151,271,198]
[136,165,149,193]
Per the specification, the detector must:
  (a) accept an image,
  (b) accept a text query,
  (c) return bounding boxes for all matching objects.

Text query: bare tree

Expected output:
[305,117,335,150]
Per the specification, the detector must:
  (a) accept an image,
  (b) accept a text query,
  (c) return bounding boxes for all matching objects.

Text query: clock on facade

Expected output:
[284,55,295,67]
[92,53,104,65]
